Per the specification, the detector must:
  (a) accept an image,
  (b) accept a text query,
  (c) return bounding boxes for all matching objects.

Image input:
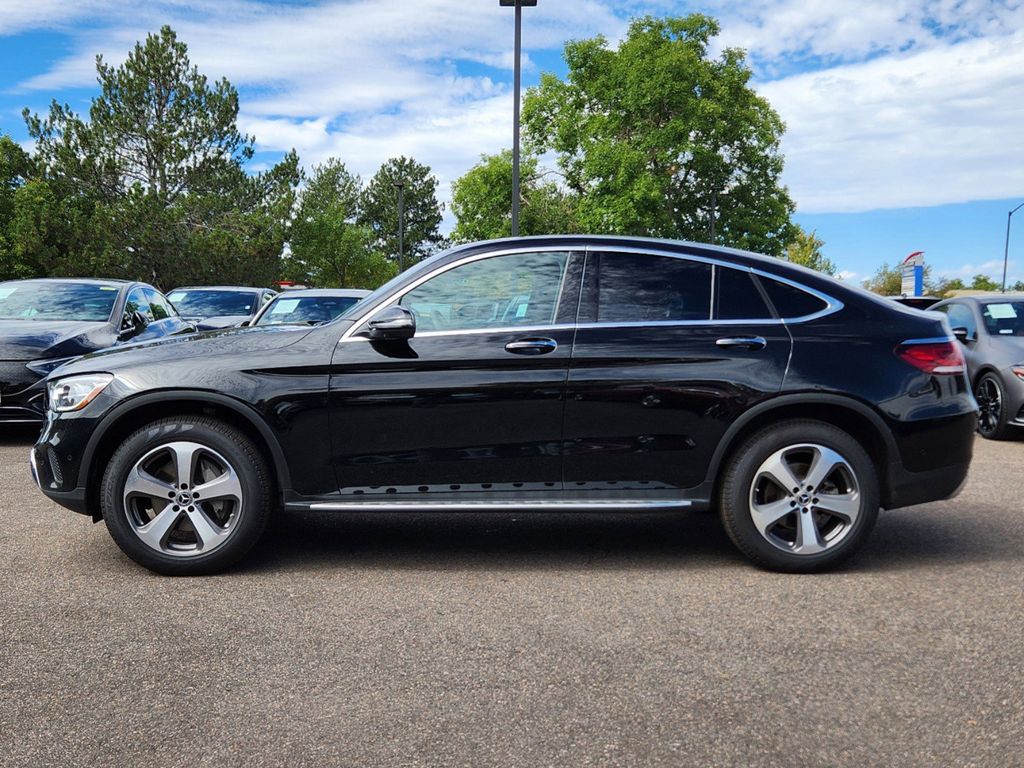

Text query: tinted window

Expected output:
[166,290,258,318]
[124,287,153,322]
[715,267,772,320]
[400,252,570,332]
[596,253,712,323]
[145,288,174,321]
[760,278,827,319]
[256,295,363,326]
[0,281,120,322]
[940,303,977,338]
[980,301,1024,336]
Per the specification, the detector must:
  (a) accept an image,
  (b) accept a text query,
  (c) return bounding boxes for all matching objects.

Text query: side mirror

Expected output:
[119,311,148,339]
[366,306,416,341]
[952,326,970,343]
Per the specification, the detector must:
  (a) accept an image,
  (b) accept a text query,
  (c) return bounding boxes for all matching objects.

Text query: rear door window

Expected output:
[715,267,773,320]
[594,252,712,323]
[759,277,828,319]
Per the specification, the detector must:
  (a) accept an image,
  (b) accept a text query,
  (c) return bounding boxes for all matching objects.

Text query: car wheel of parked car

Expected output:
[719,420,879,573]
[975,373,1010,440]
[101,417,272,575]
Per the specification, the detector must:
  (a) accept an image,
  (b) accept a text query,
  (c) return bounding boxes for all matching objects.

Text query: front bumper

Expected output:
[32,408,103,518]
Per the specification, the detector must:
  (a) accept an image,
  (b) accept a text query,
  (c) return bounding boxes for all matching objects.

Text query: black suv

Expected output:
[31,237,977,575]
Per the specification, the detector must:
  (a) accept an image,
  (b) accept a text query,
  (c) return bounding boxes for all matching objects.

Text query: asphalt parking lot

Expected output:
[2,426,1022,768]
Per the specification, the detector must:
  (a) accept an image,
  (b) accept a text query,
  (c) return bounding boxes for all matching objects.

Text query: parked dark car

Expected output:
[249,288,371,327]
[31,237,977,575]
[891,296,941,310]
[166,286,276,330]
[932,294,1024,439]
[0,278,193,421]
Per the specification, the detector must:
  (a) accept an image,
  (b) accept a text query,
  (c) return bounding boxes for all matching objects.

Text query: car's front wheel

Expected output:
[719,420,879,573]
[975,372,1011,440]
[101,416,272,575]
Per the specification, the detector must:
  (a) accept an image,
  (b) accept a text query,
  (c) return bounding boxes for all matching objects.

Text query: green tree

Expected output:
[0,135,35,278]
[450,150,580,243]
[1010,280,1024,292]
[523,14,795,255]
[288,159,396,288]
[863,263,904,295]
[21,25,299,288]
[783,226,836,275]
[970,274,999,292]
[359,156,443,265]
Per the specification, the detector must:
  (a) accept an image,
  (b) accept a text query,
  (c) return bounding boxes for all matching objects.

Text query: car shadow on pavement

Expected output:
[235,502,1021,575]
[241,509,744,573]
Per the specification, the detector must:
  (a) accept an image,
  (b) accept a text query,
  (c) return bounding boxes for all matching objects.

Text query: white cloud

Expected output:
[759,29,1024,213]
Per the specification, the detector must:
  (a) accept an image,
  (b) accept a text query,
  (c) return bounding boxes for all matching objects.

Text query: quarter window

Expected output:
[715,267,773,320]
[399,251,570,332]
[596,253,712,323]
[760,277,828,319]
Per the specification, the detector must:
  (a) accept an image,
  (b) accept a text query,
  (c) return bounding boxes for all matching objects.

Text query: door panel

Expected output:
[327,250,583,494]
[562,252,791,490]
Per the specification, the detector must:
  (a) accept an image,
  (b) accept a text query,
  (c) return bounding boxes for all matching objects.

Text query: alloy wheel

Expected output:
[975,377,1002,436]
[749,443,861,555]
[122,441,244,557]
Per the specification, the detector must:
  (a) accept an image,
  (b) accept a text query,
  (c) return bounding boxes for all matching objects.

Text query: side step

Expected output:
[286,496,693,513]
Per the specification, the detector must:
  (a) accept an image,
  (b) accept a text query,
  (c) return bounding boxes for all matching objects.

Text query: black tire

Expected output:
[719,419,879,573]
[101,416,272,575]
[975,372,1011,440]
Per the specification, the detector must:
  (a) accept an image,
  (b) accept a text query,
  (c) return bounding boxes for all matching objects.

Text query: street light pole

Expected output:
[394,181,405,272]
[1002,200,1024,293]
[500,0,537,237]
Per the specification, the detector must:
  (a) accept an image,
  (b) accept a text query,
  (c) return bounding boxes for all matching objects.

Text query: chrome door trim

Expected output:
[337,243,844,345]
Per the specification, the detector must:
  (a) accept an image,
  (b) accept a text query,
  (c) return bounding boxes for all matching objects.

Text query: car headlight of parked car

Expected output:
[48,374,114,413]
[26,356,79,376]
[1012,366,1024,381]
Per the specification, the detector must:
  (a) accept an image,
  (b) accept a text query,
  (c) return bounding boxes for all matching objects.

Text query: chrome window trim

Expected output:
[337,243,844,344]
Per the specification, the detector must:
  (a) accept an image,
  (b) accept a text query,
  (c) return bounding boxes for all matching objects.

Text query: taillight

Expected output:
[895,339,965,375]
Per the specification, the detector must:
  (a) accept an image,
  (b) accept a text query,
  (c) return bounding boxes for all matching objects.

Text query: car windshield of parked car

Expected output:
[981,301,1024,337]
[255,295,363,326]
[166,290,257,318]
[0,281,120,322]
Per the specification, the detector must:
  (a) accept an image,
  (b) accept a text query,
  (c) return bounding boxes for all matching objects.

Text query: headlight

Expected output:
[26,356,78,376]
[47,374,114,413]
[1013,366,1024,381]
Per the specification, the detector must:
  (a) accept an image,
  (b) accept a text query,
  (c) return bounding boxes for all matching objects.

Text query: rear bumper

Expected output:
[884,458,971,509]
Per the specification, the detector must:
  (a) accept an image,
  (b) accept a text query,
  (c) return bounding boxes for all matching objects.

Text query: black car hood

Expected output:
[0,319,110,361]
[53,325,315,377]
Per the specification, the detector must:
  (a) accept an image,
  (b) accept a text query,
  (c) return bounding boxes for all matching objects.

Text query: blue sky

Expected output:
[1,0,1023,285]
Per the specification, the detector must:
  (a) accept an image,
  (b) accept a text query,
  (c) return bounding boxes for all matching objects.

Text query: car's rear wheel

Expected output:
[975,372,1010,440]
[101,416,272,575]
[719,420,879,573]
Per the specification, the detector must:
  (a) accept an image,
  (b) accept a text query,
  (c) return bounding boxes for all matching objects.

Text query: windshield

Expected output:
[981,301,1024,337]
[255,295,364,326]
[167,290,258,318]
[0,281,120,322]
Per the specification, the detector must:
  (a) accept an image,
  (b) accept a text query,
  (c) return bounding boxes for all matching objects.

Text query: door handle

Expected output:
[505,337,558,355]
[715,336,767,350]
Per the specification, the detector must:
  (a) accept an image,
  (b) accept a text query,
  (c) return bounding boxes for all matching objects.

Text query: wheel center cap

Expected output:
[177,491,193,505]
[798,492,811,505]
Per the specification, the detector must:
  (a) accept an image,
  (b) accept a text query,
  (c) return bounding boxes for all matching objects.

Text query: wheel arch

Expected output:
[80,391,291,520]
[705,394,899,509]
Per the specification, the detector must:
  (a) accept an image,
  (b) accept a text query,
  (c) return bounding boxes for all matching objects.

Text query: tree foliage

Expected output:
[359,156,444,265]
[522,14,795,255]
[16,25,299,288]
[783,226,836,275]
[450,150,580,243]
[286,159,397,288]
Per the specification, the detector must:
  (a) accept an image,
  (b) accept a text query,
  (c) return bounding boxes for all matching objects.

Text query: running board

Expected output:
[296,498,692,513]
